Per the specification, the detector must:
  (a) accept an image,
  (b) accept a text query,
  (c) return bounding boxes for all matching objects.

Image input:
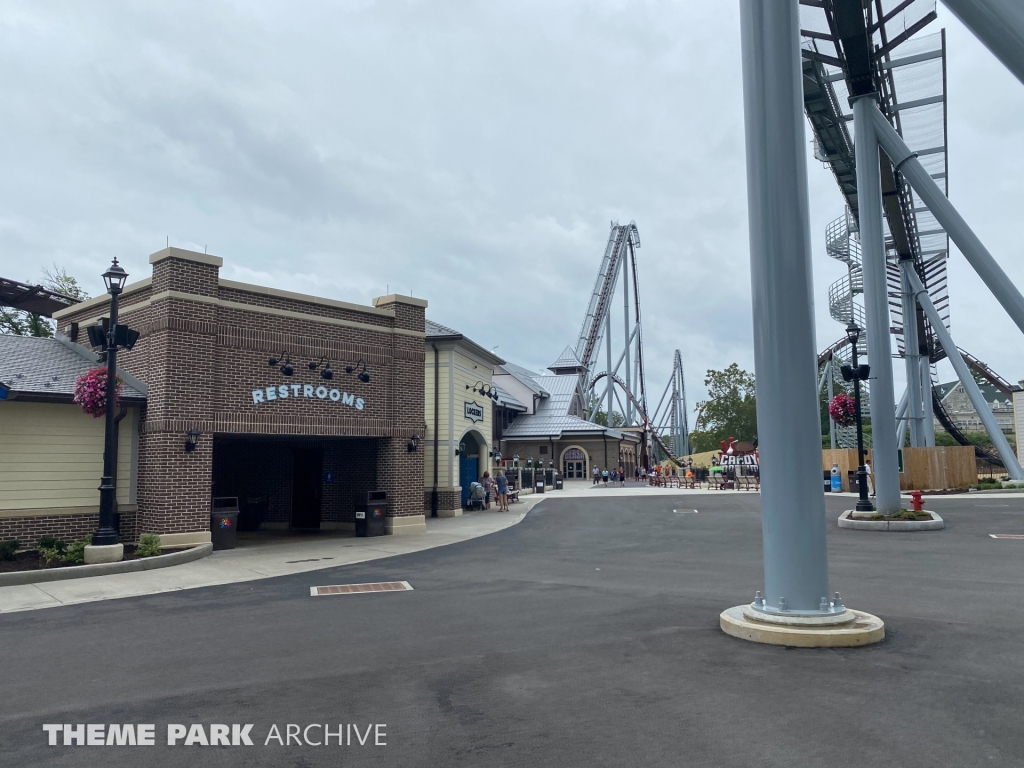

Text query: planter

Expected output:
[0,543,213,587]
[837,510,944,531]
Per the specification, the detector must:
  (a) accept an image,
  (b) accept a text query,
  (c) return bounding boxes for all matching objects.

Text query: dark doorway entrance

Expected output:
[292,447,323,529]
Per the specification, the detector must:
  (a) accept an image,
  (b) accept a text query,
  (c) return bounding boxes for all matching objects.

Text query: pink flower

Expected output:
[73,367,123,418]
[828,393,857,427]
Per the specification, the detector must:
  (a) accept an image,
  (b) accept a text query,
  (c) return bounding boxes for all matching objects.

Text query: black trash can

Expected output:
[847,471,860,494]
[535,480,545,494]
[356,491,387,537]
[211,497,239,550]
[823,470,832,493]
[554,476,564,490]
[239,495,268,532]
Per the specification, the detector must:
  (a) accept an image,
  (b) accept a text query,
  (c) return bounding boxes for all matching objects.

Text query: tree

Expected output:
[586,393,624,427]
[689,364,757,452]
[0,265,89,337]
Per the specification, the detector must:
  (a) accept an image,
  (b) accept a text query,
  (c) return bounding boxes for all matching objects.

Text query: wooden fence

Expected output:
[822,446,976,491]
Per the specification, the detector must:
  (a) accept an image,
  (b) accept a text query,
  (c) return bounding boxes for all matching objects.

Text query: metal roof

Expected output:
[424,318,504,366]
[501,371,632,440]
[496,362,550,397]
[492,383,526,412]
[548,345,585,373]
[0,335,147,403]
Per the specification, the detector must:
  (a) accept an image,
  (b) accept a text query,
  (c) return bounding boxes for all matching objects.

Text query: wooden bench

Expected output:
[735,475,760,491]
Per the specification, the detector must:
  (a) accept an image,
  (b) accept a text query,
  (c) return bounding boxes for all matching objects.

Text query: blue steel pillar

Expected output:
[739,0,831,613]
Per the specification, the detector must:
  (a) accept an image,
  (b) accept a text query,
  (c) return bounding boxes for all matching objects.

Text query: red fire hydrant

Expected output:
[910,490,924,512]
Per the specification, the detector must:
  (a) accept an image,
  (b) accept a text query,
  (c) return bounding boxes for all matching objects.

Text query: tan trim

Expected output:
[52,278,152,320]
[372,294,429,309]
[385,514,427,535]
[437,508,463,518]
[73,290,426,339]
[0,505,138,519]
[148,246,224,267]
[220,279,395,317]
[154,531,212,550]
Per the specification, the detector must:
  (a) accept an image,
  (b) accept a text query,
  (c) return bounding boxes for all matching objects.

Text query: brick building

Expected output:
[42,247,427,547]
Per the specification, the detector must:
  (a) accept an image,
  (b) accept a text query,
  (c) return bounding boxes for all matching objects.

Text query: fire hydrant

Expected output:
[910,490,924,512]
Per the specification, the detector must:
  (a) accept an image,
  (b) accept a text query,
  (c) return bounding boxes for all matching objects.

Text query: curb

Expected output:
[837,510,944,531]
[0,543,213,587]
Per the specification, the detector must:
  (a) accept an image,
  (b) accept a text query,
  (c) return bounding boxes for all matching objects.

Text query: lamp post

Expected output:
[842,323,874,513]
[92,258,129,550]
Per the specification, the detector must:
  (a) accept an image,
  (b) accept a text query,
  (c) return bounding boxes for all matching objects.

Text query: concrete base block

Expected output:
[156,531,213,550]
[438,508,463,518]
[386,515,427,535]
[83,544,124,564]
[721,605,884,648]
[838,510,944,531]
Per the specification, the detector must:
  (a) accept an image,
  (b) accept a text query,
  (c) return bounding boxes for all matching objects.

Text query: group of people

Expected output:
[592,465,628,487]
[480,470,511,511]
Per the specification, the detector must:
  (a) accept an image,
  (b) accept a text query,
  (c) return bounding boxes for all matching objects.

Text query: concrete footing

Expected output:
[83,543,124,564]
[838,510,944,531]
[721,605,885,647]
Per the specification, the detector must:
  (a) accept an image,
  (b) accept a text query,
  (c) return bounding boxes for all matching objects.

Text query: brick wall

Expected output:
[47,248,428,539]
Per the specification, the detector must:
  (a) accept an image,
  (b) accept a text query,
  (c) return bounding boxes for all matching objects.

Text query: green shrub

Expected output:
[0,540,20,560]
[135,534,162,558]
[38,536,67,554]
[63,537,89,565]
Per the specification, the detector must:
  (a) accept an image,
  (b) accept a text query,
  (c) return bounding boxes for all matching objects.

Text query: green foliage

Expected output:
[592,409,624,427]
[64,537,88,565]
[135,534,163,558]
[38,536,91,566]
[689,364,757,452]
[0,540,20,560]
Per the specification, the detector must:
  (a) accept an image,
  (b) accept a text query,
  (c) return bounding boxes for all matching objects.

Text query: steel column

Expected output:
[895,387,910,451]
[852,94,902,515]
[827,360,836,450]
[605,312,613,420]
[940,0,1024,87]
[900,262,925,447]
[739,0,830,613]
[622,251,633,425]
[905,268,1024,478]
[920,357,936,446]
[870,106,1024,338]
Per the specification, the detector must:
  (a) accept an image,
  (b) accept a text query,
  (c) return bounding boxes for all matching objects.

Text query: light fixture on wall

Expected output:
[308,355,334,380]
[345,359,371,383]
[407,434,421,453]
[268,350,294,377]
[466,381,499,401]
[455,441,466,456]
[184,429,201,453]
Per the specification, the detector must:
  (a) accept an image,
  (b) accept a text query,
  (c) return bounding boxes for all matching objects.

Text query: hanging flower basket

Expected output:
[73,366,123,418]
[828,393,856,427]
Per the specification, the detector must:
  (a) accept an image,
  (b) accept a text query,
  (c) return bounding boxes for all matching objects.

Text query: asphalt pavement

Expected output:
[1,492,1022,768]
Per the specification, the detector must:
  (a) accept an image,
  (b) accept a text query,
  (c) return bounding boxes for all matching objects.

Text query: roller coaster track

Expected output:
[587,370,685,466]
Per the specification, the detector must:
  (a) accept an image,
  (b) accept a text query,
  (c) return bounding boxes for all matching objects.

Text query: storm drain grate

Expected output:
[989,534,1024,540]
[674,509,699,515]
[310,581,413,596]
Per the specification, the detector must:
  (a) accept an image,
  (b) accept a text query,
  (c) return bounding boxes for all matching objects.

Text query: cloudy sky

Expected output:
[1,1,1021,428]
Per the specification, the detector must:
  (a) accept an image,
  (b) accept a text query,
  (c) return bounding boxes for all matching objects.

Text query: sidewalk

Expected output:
[0,497,544,614]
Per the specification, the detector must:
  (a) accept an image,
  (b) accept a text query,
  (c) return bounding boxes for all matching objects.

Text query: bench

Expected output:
[735,475,760,491]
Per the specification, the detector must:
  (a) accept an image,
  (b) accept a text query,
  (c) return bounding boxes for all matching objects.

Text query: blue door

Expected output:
[460,456,478,507]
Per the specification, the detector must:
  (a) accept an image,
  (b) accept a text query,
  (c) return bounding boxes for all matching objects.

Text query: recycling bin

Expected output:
[211,497,239,550]
[356,491,387,537]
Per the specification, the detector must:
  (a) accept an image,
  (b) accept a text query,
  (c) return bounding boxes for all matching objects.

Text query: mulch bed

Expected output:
[0,545,148,574]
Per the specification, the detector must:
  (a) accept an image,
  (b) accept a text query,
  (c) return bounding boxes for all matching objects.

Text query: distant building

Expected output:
[934,380,1015,436]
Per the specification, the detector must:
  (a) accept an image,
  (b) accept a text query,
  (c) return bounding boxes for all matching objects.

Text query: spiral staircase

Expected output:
[825,209,870,449]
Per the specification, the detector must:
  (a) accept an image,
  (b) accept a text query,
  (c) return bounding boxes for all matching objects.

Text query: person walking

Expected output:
[495,470,509,512]
[619,465,626,487]
[602,468,609,486]
[593,465,601,485]
[482,471,493,509]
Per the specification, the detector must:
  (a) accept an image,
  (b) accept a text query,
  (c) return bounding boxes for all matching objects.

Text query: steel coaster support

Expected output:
[852,93,902,515]
[940,0,1024,87]
[895,387,910,451]
[920,357,936,447]
[827,358,836,450]
[622,247,633,425]
[869,105,1024,338]
[739,0,831,613]
[900,262,925,447]
[905,268,1024,479]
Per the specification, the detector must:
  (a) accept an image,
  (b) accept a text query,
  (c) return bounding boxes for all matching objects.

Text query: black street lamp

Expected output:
[93,258,130,547]
[841,322,874,513]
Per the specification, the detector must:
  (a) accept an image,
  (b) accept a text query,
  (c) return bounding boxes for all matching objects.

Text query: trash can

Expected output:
[211,497,239,550]
[823,470,832,493]
[239,495,268,531]
[535,480,545,494]
[355,491,387,537]
[554,476,564,490]
[847,471,860,495]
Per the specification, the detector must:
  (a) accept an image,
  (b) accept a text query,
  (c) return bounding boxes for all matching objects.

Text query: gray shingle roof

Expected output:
[0,335,147,403]
[425,319,461,338]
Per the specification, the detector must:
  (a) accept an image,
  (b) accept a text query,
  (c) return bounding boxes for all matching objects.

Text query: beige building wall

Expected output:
[1014,391,1024,465]
[0,401,139,512]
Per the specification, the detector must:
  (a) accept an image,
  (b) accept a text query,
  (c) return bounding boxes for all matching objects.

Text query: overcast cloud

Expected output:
[1,1,1021,427]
